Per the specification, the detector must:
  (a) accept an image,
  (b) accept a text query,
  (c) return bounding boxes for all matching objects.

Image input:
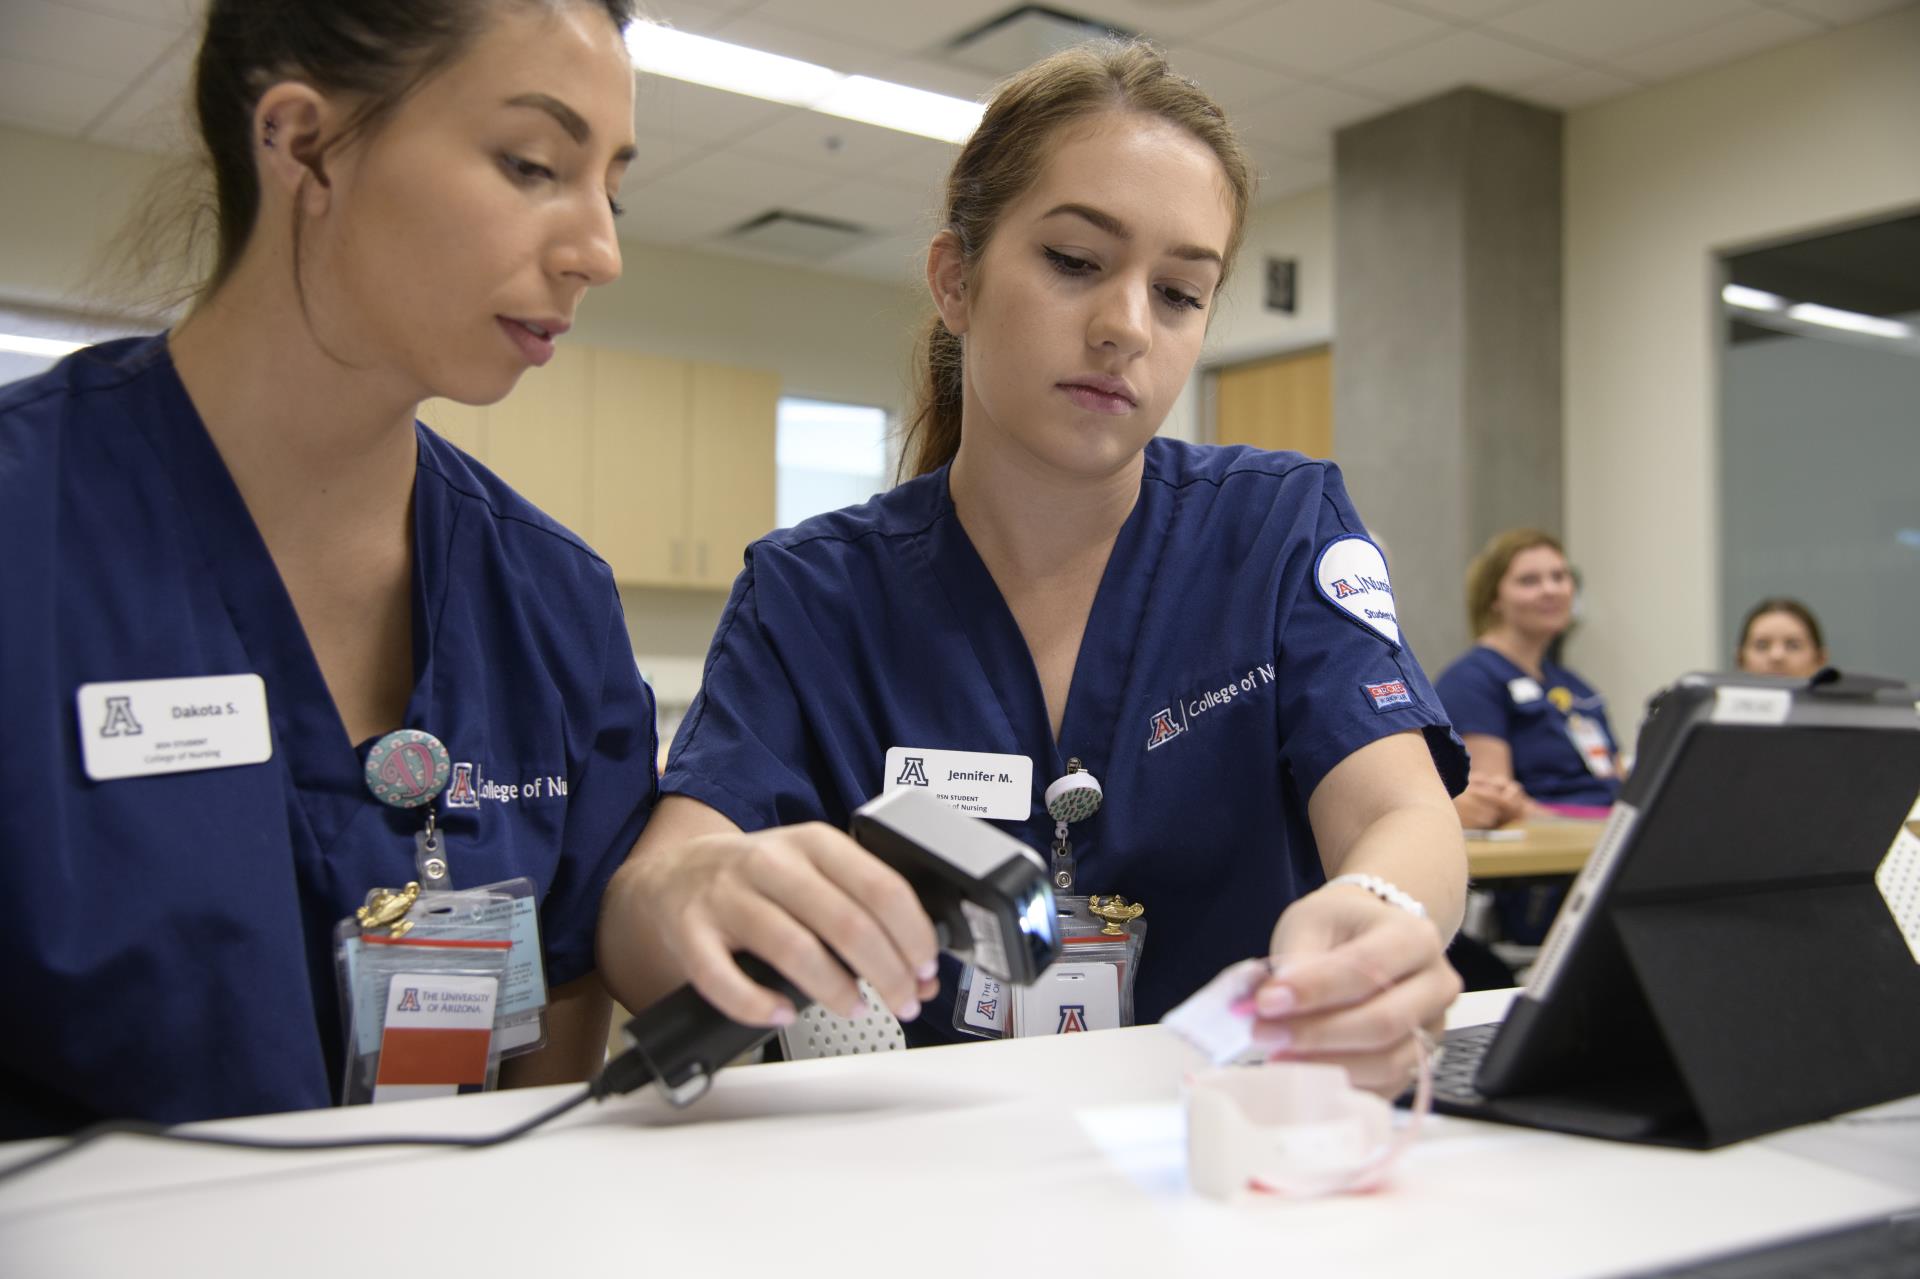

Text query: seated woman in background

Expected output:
[1434,529,1622,826]
[1735,597,1828,678]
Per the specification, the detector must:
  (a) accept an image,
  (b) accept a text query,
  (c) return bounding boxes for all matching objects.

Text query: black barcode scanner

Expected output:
[596,790,1060,1106]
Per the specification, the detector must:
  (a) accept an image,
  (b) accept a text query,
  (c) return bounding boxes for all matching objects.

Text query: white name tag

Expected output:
[1507,677,1544,705]
[76,674,273,782]
[883,747,1032,820]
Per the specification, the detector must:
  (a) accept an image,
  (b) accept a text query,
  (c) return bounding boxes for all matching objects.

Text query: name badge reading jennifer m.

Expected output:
[76,674,272,782]
[883,747,1032,820]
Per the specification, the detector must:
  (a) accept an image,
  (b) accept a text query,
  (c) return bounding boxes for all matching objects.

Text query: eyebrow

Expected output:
[1043,202,1223,268]
[504,93,638,163]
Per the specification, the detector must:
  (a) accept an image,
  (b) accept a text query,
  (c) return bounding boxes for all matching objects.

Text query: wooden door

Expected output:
[589,350,689,586]
[1213,346,1333,459]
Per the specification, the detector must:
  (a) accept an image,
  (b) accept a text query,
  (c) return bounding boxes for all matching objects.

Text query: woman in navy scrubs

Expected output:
[1434,529,1622,823]
[600,42,1471,1095]
[0,0,655,1136]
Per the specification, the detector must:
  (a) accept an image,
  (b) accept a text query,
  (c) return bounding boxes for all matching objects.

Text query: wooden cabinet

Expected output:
[419,346,777,590]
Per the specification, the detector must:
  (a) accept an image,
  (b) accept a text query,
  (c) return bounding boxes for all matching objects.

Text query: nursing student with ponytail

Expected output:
[0,0,657,1136]
[600,41,1471,1096]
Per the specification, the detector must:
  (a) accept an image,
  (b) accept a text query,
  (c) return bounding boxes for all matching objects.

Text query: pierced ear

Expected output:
[926,229,970,337]
[253,84,334,205]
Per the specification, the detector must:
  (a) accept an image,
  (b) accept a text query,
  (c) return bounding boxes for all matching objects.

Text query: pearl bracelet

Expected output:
[1325,872,1428,920]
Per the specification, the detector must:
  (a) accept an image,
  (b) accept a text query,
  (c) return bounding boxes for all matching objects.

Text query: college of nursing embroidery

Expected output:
[1313,536,1401,647]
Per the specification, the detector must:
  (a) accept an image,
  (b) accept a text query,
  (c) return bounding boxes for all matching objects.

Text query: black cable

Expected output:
[0,1077,608,1189]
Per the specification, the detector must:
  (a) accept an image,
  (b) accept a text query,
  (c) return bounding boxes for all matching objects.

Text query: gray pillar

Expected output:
[1332,88,1562,669]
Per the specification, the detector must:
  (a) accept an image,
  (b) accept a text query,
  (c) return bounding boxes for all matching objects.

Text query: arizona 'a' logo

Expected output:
[1332,578,1359,598]
[1146,707,1183,750]
[976,997,998,1020]
[1056,1004,1089,1033]
[100,695,144,738]
[895,755,930,786]
[395,987,422,1013]
[445,762,479,809]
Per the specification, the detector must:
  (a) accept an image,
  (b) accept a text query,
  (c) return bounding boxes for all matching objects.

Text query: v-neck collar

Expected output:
[133,336,455,854]
[917,451,1173,782]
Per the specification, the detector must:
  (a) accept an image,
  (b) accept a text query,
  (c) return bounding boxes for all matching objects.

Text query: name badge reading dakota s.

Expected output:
[76,674,272,782]
[883,747,1033,820]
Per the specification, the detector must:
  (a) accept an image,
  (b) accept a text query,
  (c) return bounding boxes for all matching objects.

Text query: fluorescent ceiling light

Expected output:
[625,23,984,144]
[0,334,84,358]
[1784,302,1912,340]
[1721,284,1785,312]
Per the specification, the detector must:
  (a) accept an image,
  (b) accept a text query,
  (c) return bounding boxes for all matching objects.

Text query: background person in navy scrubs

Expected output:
[1736,597,1828,678]
[1434,529,1622,822]
[0,0,657,1137]
[599,41,1471,1096]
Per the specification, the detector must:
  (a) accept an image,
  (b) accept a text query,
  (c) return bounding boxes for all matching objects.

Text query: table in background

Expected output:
[1468,818,1606,879]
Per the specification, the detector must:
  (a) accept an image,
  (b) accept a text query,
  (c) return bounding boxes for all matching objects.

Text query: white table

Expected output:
[1,991,1913,1278]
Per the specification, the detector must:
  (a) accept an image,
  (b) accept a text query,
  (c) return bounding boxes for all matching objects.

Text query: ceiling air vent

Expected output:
[943,5,1137,78]
[722,210,870,261]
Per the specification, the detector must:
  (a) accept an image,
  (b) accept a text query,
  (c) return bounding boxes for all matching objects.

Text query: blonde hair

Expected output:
[900,39,1255,479]
[1465,528,1566,637]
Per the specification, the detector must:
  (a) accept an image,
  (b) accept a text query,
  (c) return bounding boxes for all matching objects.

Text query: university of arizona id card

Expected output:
[372,972,498,1103]
[76,674,272,781]
[1012,962,1121,1036]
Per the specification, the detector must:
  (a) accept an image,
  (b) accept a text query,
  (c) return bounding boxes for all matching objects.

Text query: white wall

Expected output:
[1562,6,1920,726]
[1163,185,1335,443]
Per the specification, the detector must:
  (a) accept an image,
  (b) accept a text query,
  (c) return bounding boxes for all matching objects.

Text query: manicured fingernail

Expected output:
[844,998,868,1020]
[1228,996,1257,1018]
[916,959,939,980]
[1256,984,1296,1017]
[897,999,921,1022]
[769,1005,795,1027]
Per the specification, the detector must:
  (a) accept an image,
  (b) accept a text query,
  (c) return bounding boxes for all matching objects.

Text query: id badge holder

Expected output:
[334,878,545,1105]
[1565,712,1616,779]
[952,894,1147,1039]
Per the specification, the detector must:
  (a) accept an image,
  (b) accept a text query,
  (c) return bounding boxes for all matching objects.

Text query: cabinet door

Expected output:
[589,350,689,586]
[686,362,778,589]
[418,397,488,463]
[485,345,593,538]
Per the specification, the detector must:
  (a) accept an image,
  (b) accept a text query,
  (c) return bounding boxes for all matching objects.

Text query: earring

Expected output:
[262,118,278,150]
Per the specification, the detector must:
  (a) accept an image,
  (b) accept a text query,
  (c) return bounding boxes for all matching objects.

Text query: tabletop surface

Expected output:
[2,990,1913,1279]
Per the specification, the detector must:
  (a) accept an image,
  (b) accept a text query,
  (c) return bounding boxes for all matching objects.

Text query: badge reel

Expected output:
[954,759,1147,1039]
[332,730,552,1105]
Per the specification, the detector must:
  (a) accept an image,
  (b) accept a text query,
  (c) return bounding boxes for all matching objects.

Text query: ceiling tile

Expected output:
[47,0,202,30]
[1610,7,1824,82]
[706,13,900,74]
[621,125,716,185]
[732,110,921,178]
[1239,80,1395,155]
[1512,63,1642,109]
[637,0,758,34]
[1768,0,1916,25]
[1159,44,1307,119]
[787,175,941,233]
[1196,0,1450,75]
[876,53,1002,101]
[1064,0,1274,45]
[0,53,127,134]
[1487,0,1752,60]
[868,131,965,199]
[0,0,182,81]
[83,27,195,152]
[630,76,792,144]
[617,180,775,246]
[745,0,1018,58]
[817,228,933,284]
[1380,0,1539,21]
[1339,26,1578,98]
[660,144,842,203]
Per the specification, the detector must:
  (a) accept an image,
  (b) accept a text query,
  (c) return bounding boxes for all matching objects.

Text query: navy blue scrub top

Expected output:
[664,440,1466,1045]
[1433,645,1620,808]
[0,338,658,1137]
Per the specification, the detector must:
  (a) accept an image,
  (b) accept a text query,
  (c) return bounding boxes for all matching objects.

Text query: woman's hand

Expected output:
[1453,775,1527,829]
[603,796,940,1027]
[1253,882,1462,1096]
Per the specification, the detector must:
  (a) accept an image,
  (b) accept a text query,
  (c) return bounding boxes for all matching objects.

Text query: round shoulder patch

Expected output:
[1313,535,1401,647]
